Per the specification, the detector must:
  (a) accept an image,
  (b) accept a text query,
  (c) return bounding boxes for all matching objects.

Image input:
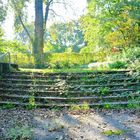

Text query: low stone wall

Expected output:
[0,63,18,74]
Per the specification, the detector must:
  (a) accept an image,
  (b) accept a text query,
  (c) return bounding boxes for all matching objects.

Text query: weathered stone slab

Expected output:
[0,63,18,74]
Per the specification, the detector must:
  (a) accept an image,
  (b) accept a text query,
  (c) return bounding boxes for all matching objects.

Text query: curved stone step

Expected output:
[0,88,138,97]
[0,82,139,92]
[1,77,138,85]
[1,82,139,88]
[0,100,139,107]
[2,72,133,79]
[10,70,133,75]
[0,93,139,103]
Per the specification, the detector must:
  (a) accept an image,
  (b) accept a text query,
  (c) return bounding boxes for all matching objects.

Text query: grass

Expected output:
[0,102,15,109]
[6,126,32,140]
[102,129,126,136]
[100,87,110,96]
[19,68,129,74]
[70,102,90,111]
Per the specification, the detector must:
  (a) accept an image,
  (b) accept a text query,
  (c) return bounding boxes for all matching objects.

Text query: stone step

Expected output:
[10,70,133,75]
[0,100,139,107]
[3,72,134,78]
[1,77,138,85]
[0,88,138,97]
[0,82,139,92]
[1,70,139,108]
[0,93,139,103]
[1,82,139,88]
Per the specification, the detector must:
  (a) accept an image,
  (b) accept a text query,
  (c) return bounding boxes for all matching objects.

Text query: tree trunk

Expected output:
[34,0,44,68]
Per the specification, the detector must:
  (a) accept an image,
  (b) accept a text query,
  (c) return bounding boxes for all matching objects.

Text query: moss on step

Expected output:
[102,129,126,136]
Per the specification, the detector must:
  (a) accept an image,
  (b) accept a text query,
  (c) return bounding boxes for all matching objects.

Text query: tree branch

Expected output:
[18,15,33,44]
[49,9,64,18]
[11,0,33,44]
[44,0,53,28]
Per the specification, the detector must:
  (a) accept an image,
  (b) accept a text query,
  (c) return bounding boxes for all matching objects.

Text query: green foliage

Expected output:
[46,21,85,53]
[48,61,75,69]
[0,1,7,22]
[0,40,28,53]
[6,126,32,140]
[1,102,15,109]
[0,39,34,67]
[70,105,81,111]
[103,103,111,109]
[127,102,139,109]
[0,0,139,71]
[44,52,95,69]
[81,102,90,111]
[129,60,140,71]
[107,47,140,70]
[80,0,140,57]
[127,96,140,109]
[19,68,101,73]
[103,130,125,136]
[100,87,110,96]
[70,102,90,111]
[109,61,127,69]
[26,96,36,110]
[9,0,31,32]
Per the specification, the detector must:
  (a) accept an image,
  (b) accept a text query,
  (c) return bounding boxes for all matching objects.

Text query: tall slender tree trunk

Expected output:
[34,0,44,68]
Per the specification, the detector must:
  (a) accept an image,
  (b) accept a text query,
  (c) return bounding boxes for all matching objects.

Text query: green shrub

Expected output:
[128,59,140,70]
[26,96,36,110]
[109,61,127,69]
[6,126,32,140]
[44,52,96,69]
[81,102,90,110]
[107,47,140,70]
[1,102,15,109]
[70,102,90,111]
[70,105,81,111]
[100,87,110,96]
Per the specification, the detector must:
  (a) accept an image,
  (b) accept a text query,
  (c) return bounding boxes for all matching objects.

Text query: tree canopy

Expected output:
[0,0,140,69]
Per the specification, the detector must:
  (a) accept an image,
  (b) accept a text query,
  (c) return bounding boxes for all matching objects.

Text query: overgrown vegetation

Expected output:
[26,96,36,110]
[6,126,32,140]
[0,102,15,109]
[0,0,140,111]
[70,102,90,111]
[0,0,139,70]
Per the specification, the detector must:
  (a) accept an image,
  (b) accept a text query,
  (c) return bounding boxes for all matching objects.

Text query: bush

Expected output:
[48,61,77,69]
[44,52,96,69]
[109,61,127,69]
[107,47,140,70]
[128,59,140,71]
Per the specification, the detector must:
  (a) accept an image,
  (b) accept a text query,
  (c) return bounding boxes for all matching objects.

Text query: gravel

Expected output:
[0,108,140,140]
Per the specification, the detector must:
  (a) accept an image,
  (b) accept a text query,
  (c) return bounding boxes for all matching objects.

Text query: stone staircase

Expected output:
[0,70,140,107]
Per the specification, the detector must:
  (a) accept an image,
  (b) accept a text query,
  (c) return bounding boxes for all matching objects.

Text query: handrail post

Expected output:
[7,52,11,72]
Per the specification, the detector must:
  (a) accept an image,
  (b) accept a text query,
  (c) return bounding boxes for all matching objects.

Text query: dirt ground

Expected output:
[0,108,140,140]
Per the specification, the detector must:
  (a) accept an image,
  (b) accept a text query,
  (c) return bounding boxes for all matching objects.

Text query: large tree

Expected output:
[9,0,69,68]
[34,0,44,68]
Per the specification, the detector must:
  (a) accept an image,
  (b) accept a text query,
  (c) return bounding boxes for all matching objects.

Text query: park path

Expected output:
[0,108,140,140]
[32,109,140,140]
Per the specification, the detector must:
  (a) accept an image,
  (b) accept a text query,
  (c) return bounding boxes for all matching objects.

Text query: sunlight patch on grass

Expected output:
[19,68,128,74]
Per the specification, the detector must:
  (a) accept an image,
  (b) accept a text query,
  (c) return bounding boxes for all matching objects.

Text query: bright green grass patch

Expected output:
[19,68,100,73]
[19,68,128,74]
[102,129,126,136]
